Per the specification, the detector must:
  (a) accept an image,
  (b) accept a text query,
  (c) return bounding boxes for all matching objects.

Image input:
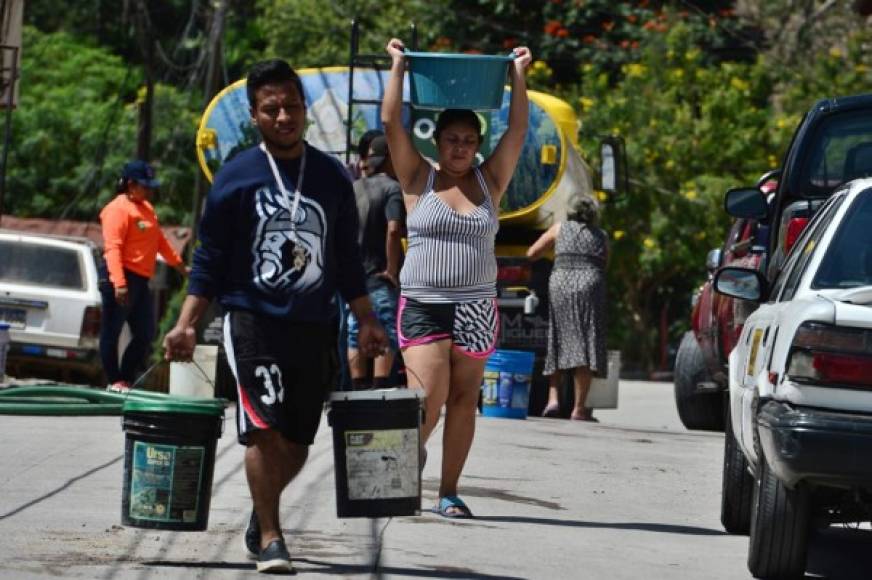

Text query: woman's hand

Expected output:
[511,46,532,75]
[386,38,406,61]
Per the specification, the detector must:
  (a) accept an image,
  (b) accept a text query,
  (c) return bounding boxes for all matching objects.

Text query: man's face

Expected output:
[250,81,306,156]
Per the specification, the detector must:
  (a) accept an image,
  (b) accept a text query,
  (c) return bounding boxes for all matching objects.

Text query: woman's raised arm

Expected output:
[481,47,532,206]
[381,38,430,196]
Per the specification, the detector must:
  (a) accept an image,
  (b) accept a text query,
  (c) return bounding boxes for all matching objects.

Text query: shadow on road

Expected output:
[143,557,526,579]
[475,514,726,536]
[806,527,872,579]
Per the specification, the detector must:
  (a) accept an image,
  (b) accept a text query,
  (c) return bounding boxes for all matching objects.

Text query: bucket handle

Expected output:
[402,47,518,61]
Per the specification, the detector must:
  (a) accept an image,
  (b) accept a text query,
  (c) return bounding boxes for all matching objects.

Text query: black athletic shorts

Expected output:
[223,309,337,446]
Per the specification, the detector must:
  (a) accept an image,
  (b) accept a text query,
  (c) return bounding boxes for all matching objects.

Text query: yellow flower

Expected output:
[578,96,595,111]
[768,154,778,168]
[613,230,625,240]
[730,77,750,92]
[665,159,675,170]
[643,237,656,249]
[649,119,658,128]
[855,64,869,75]
[829,47,843,59]
[623,63,646,78]
[776,117,787,129]
[582,63,594,73]
[533,60,548,71]
[685,49,700,62]
[671,69,684,80]
[694,231,706,241]
[684,189,698,200]
[596,190,608,202]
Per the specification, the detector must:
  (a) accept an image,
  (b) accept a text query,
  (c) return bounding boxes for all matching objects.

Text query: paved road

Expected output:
[0,380,869,578]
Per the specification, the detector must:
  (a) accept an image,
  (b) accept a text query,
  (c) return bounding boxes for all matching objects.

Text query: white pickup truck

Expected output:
[0,230,104,384]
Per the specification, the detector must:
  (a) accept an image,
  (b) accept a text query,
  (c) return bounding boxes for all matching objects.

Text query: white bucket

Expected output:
[169,344,218,399]
[586,350,621,409]
[0,322,9,383]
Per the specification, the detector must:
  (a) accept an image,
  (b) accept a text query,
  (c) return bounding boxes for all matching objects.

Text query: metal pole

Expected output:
[0,45,18,228]
[345,19,359,166]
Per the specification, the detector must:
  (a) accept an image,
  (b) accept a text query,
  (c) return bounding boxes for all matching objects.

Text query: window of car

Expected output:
[800,110,872,197]
[770,193,846,302]
[813,189,872,289]
[0,240,85,290]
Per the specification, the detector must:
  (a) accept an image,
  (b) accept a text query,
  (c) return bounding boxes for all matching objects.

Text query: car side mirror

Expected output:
[724,187,768,219]
[598,135,627,195]
[705,248,722,274]
[713,267,768,302]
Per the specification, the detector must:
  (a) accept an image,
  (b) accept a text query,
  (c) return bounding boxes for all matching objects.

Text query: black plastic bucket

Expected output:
[327,389,424,518]
[121,397,224,531]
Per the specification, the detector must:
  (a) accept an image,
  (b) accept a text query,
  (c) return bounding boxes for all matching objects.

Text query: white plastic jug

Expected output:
[169,344,218,398]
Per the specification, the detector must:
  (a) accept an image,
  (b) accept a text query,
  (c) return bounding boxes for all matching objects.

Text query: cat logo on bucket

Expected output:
[347,432,374,446]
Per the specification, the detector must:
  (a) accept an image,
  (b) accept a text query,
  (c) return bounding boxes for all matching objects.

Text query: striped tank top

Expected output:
[400,166,499,303]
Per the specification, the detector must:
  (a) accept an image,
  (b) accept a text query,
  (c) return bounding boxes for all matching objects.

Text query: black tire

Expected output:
[721,411,754,534]
[747,458,811,579]
[674,331,724,431]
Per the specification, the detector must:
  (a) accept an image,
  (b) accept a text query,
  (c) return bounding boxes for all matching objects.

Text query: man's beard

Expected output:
[262,133,303,156]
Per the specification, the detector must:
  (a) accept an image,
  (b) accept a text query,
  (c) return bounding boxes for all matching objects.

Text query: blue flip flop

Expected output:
[433,495,474,519]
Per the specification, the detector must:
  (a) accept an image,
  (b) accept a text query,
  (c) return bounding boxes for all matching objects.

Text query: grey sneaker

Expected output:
[256,539,294,574]
[243,511,260,560]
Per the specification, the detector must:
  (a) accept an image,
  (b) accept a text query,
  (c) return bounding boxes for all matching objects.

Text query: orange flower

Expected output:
[582,34,597,44]
[620,39,630,48]
[602,20,615,32]
[544,20,562,35]
[627,14,637,24]
[557,27,570,38]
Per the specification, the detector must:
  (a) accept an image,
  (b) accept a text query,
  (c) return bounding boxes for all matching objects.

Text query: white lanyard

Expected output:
[260,142,307,241]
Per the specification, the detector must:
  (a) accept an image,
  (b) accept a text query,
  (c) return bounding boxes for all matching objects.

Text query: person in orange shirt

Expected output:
[99,160,187,392]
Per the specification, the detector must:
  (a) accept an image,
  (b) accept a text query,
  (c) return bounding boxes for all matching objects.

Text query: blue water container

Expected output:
[481,349,535,419]
[405,51,515,111]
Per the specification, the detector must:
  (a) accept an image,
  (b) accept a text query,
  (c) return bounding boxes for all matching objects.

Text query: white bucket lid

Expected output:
[329,388,423,402]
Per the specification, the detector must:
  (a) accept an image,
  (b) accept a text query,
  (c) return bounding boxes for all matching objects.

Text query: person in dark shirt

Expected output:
[162,59,387,574]
[347,136,405,389]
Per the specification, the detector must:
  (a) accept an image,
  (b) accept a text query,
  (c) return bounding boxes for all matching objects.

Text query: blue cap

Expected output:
[121,160,160,189]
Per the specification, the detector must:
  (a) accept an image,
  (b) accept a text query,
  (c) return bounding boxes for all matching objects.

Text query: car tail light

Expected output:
[783,217,809,254]
[80,305,101,344]
[786,322,872,388]
[497,263,531,285]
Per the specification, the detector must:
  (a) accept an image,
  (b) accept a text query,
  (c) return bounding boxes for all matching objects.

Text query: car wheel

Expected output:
[747,458,810,579]
[721,411,753,534]
[674,331,724,431]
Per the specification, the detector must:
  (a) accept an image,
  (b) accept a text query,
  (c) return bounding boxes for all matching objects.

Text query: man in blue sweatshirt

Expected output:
[163,59,387,574]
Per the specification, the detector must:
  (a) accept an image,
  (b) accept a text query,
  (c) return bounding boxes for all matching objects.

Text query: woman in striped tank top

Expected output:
[382,37,532,518]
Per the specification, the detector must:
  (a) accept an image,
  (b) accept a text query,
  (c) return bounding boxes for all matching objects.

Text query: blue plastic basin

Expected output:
[406,51,514,111]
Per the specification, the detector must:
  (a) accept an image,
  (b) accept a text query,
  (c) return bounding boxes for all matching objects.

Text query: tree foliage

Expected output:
[6,27,198,224]
[255,0,450,68]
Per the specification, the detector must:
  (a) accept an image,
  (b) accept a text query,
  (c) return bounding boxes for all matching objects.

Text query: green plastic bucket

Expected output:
[406,51,515,111]
[121,397,225,531]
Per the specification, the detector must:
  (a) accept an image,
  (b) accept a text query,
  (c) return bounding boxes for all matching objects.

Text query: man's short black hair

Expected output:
[357,129,384,158]
[434,109,482,143]
[246,59,305,108]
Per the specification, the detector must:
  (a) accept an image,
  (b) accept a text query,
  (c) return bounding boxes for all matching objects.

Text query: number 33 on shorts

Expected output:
[256,364,284,405]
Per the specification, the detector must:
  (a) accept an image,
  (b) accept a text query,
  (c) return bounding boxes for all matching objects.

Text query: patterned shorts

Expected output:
[397,296,499,358]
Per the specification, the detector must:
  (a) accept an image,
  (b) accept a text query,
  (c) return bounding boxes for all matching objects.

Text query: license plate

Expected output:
[0,306,26,329]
